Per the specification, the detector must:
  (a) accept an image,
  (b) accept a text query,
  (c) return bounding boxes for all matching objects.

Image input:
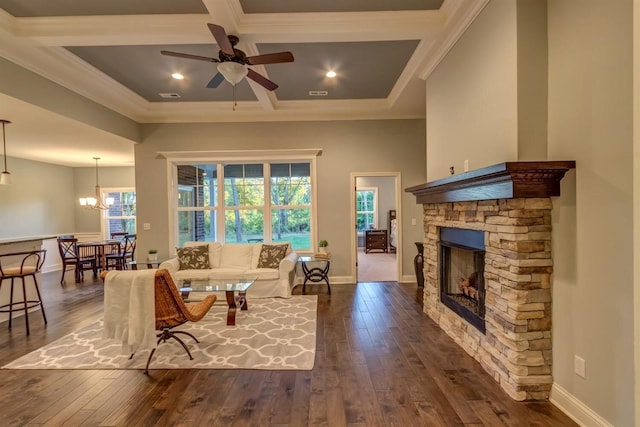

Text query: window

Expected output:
[103,189,136,238]
[175,161,313,251]
[271,163,311,249]
[176,165,217,247]
[356,188,377,231]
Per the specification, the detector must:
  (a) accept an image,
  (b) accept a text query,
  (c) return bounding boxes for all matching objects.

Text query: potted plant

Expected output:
[148,249,158,262]
[318,240,328,254]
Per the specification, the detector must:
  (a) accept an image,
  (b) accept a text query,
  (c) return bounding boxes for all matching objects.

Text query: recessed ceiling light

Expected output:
[326,70,337,78]
[171,73,184,80]
[159,93,181,98]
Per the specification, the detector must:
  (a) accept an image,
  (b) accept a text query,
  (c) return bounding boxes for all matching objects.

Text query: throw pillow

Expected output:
[257,244,288,269]
[176,245,210,270]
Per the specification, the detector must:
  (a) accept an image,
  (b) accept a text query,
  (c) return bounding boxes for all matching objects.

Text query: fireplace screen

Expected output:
[440,227,485,333]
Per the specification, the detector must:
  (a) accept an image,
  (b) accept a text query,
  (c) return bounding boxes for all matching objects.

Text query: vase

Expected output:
[318,247,327,254]
[414,242,424,287]
[148,254,158,262]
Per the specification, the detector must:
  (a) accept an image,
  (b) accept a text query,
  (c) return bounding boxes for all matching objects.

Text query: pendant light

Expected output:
[79,157,115,209]
[0,119,12,185]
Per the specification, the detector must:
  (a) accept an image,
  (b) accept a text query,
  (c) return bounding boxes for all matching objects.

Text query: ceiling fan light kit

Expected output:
[217,62,247,85]
[0,119,12,186]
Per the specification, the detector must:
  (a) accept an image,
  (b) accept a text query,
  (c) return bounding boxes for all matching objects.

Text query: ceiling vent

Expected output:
[308,90,328,96]
[159,93,181,98]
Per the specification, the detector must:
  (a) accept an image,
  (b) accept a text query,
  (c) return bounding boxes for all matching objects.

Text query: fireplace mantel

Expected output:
[406,161,575,204]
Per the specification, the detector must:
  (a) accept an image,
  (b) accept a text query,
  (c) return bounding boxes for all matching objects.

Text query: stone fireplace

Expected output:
[406,161,575,401]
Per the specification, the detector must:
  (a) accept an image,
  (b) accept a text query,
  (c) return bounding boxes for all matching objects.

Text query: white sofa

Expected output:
[159,241,299,298]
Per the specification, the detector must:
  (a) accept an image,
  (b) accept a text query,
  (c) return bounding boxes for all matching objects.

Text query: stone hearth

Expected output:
[406,161,575,401]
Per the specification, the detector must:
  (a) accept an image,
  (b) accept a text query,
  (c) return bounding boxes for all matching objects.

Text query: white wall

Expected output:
[425,0,635,425]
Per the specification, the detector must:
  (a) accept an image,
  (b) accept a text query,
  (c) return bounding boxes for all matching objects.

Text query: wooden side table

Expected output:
[299,256,331,294]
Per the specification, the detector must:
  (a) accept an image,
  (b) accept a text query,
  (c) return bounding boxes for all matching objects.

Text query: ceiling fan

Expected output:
[161,23,294,92]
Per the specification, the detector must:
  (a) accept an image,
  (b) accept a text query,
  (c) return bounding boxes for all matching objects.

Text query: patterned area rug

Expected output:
[3,295,317,371]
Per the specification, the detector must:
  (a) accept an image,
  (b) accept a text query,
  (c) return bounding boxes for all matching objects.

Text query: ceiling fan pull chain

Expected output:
[233,84,237,111]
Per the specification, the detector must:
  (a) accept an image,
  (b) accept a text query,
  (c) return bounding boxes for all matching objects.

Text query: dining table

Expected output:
[77,240,122,271]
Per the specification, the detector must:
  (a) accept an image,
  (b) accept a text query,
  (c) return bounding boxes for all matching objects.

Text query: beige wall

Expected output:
[548,0,634,425]
[0,157,135,238]
[426,0,518,180]
[0,58,140,143]
[426,0,634,425]
[135,120,426,279]
[0,156,76,238]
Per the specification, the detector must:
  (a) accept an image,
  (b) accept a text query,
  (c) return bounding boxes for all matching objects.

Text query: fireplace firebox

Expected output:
[439,227,485,333]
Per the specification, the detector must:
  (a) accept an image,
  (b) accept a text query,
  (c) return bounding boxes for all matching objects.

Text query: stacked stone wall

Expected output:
[422,198,553,400]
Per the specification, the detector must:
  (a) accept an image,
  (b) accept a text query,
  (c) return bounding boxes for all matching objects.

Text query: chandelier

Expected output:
[79,157,114,209]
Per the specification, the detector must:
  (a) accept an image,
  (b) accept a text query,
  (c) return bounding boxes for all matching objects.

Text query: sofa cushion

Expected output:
[219,244,253,269]
[257,244,289,268]
[184,241,222,268]
[176,245,210,270]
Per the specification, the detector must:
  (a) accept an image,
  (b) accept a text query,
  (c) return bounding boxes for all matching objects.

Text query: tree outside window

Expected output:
[175,161,313,251]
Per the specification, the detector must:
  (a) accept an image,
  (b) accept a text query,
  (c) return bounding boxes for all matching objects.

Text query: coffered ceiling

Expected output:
[0,0,487,166]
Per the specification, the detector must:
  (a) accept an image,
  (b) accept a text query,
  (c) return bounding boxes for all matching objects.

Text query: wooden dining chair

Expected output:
[106,234,136,270]
[0,250,47,335]
[57,238,97,285]
[110,232,128,242]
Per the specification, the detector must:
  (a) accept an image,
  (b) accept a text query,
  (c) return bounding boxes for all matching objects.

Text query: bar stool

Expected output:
[0,250,47,335]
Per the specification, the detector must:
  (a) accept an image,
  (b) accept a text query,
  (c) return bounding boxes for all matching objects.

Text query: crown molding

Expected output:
[158,148,323,162]
[139,98,423,123]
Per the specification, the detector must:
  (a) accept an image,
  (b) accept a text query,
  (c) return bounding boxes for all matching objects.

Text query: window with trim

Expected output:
[103,189,136,238]
[356,188,377,231]
[175,161,312,250]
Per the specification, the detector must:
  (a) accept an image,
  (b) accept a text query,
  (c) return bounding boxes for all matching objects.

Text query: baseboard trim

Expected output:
[550,383,612,427]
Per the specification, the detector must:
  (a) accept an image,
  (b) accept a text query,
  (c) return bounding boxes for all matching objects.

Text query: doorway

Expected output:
[350,173,401,283]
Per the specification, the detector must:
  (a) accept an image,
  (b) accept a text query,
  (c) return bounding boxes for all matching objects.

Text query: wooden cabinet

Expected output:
[365,229,388,253]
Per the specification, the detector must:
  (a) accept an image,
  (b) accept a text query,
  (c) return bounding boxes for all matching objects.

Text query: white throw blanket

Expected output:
[103,269,157,353]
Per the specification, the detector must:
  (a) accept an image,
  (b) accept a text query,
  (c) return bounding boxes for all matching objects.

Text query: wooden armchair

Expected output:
[143,269,217,374]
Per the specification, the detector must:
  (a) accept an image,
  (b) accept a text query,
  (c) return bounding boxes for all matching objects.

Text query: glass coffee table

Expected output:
[178,278,256,326]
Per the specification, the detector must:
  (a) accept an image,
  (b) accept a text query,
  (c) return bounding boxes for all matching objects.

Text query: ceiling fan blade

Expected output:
[206,72,225,88]
[208,23,234,56]
[161,50,219,63]
[247,69,278,91]
[247,52,294,65]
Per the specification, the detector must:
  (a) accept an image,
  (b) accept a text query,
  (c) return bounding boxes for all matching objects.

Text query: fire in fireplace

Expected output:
[439,227,485,333]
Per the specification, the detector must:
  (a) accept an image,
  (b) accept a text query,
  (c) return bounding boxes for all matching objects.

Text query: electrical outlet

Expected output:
[143,223,151,230]
[574,355,586,378]
[411,218,417,226]
[464,159,469,172]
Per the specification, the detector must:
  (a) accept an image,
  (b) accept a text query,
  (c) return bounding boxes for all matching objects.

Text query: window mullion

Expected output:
[264,163,272,243]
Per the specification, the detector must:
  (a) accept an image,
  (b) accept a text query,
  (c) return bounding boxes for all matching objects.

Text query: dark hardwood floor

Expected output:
[0,271,577,426]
